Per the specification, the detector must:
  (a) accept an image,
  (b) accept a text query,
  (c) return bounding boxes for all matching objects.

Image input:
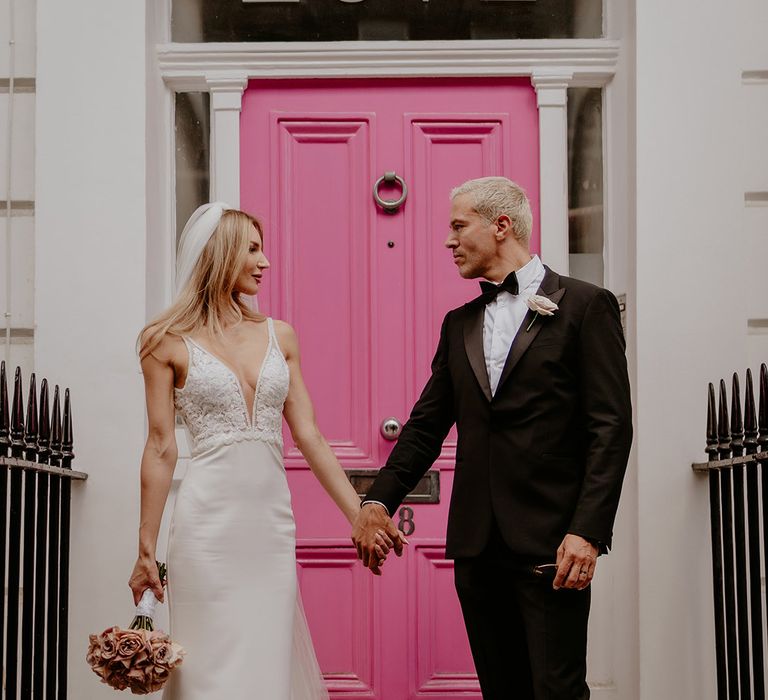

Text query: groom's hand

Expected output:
[351,503,408,576]
[553,534,598,591]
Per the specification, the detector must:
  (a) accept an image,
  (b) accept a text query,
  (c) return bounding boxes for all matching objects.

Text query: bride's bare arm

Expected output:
[277,322,363,526]
[128,339,179,605]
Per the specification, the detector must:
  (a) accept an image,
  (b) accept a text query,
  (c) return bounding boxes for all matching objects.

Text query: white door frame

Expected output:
[157,39,620,280]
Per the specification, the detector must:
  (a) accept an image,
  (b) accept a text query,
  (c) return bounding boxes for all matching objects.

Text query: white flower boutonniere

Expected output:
[525,294,559,332]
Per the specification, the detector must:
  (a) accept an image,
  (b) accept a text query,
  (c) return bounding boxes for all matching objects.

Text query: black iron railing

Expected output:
[0,360,87,699]
[692,363,768,699]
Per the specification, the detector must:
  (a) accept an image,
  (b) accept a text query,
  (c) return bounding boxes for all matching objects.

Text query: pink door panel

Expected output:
[413,542,478,693]
[298,546,376,694]
[241,78,539,699]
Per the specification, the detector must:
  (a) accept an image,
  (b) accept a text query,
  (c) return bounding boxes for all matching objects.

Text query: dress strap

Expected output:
[266,317,277,344]
[175,335,194,393]
[177,334,194,359]
[181,335,199,363]
[266,317,288,362]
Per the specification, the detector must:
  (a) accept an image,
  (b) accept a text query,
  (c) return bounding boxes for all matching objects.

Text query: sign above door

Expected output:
[172,0,602,42]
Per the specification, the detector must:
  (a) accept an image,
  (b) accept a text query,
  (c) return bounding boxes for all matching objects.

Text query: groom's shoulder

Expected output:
[558,273,604,298]
[434,302,477,337]
[453,299,481,318]
[552,270,615,301]
[553,271,621,315]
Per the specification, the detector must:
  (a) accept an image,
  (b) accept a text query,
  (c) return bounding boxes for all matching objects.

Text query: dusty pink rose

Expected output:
[131,633,154,668]
[85,628,121,680]
[99,627,119,660]
[86,635,102,667]
[87,659,109,681]
[148,666,171,693]
[116,630,145,659]
[154,642,185,674]
[152,641,173,666]
[105,663,130,691]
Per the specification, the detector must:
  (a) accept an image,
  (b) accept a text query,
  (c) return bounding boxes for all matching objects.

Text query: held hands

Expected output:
[129,556,165,606]
[351,503,408,575]
[553,534,598,591]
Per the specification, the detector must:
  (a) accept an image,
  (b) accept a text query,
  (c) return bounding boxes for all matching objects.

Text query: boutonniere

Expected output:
[525,294,559,332]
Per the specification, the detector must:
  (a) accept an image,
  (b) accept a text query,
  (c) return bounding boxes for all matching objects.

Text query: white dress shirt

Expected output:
[483,255,546,396]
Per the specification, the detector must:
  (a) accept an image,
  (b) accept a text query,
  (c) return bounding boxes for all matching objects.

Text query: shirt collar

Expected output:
[484,255,542,292]
[516,255,543,293]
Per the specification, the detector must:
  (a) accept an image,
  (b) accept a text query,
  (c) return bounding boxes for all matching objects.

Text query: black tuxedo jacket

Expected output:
[365,267,633,560]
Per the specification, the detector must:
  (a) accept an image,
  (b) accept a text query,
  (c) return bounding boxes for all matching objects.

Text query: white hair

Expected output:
[451,176,533,244]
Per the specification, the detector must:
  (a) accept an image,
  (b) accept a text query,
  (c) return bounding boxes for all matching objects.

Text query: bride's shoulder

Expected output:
[141,332,186,368]
[270,319,299,357]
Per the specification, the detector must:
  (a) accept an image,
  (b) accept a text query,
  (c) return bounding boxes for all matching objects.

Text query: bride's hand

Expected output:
[129,556,164,606]
[351,504,408,575]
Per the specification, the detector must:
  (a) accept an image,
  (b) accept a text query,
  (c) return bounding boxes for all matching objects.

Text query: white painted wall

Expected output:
[601,1,639,697]
[0,0,36,79]
[36,1,148,696]
[1,0,36,376]
[635,1,768,698]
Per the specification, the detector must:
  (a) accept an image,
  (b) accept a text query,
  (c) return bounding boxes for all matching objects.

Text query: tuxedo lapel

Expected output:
[463,302,493,402]
[494,267,566,396]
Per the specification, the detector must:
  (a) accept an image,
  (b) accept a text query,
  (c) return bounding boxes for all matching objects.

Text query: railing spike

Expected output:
[37,379,51,465]
[706,383,718,461]
[731,373,744,456]
[50,386,62,468]
[10,367,25,458]
[759,363,768,452]
[0,360,9,456]
[24,373,38,461]
[744,368,758,455]
[744,366,767,693]
[61,388,74,469]
[718,378,732,460]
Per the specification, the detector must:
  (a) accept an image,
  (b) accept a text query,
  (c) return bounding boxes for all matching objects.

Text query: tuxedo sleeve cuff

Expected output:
[361,500,390,517]
[568,531,609,555]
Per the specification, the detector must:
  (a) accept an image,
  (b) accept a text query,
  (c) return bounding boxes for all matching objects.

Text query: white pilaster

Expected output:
[207,74,248,206]
[532,72,572,275]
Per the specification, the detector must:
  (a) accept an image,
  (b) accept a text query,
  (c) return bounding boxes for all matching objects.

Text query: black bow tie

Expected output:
[479,271,519,303]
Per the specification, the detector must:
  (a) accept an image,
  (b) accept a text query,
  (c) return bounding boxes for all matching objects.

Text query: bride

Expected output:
[127,203,397,698]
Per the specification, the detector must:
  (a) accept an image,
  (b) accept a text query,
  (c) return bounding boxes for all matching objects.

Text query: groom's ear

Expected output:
[494,214,513,241]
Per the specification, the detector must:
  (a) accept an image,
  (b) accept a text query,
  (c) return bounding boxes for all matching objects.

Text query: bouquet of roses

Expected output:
[86,562,185,694]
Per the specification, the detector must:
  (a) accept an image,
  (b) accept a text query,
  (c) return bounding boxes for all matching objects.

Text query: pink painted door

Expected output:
[240,78,539,699]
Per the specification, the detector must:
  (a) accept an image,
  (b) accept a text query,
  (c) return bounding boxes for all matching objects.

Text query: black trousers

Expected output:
[454,523,591,700]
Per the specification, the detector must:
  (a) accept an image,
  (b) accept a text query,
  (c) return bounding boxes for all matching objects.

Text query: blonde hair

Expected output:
[138,209,266,359]
[451,176,533,244]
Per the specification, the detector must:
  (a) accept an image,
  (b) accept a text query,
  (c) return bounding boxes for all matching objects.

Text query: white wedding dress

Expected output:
[163,318,329,699]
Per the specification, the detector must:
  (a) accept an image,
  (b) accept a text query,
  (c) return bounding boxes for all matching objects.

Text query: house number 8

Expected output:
[398,506,415,536]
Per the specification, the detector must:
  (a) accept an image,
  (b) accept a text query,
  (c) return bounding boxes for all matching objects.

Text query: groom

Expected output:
[351,177,632,699]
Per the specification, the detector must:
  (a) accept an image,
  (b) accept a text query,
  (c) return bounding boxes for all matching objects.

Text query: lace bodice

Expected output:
[174,318,290,456]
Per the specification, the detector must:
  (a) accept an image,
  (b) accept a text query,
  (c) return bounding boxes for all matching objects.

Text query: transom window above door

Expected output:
[171,0,603,42]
